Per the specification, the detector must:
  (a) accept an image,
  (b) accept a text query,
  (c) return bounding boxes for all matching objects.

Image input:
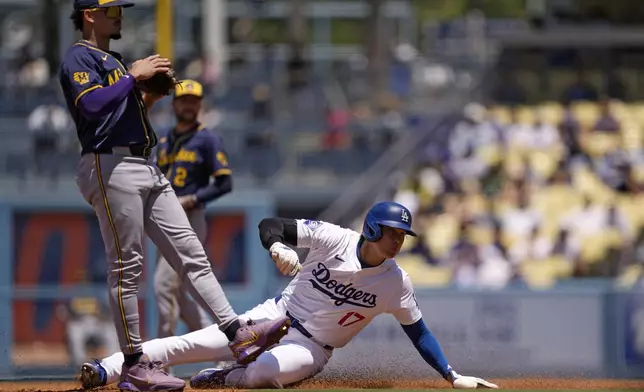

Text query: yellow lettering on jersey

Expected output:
[73,72,90,85]
[176,149,197,163]
[157,148,168,166]
[108,69,124,86]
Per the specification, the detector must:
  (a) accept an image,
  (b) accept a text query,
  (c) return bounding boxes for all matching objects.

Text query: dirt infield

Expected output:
[1,378,644,391]
[299,378,644,390]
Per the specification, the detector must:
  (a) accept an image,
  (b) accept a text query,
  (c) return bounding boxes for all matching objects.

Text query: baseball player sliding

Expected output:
[80,202,498,390]
[59,2,289,391]
[153,79,233,339]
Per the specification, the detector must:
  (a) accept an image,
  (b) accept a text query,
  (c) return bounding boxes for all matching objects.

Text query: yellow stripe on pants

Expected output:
[94,154,134,353]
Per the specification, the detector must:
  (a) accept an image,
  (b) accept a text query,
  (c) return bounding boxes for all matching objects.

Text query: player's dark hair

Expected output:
[71,10,83,31]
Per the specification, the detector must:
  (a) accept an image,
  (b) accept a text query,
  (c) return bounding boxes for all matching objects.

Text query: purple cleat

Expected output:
[117,354,185,391]
[229,316,291,365]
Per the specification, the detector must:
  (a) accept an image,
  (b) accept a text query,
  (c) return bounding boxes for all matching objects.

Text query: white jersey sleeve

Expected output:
[388,272,422,325]
[296,219,350,250]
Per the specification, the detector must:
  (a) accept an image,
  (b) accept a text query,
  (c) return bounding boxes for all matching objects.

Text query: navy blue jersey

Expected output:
[59,39,157,154]
[155,124,231,197]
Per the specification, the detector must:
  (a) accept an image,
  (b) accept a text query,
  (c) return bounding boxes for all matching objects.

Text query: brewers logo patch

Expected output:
[73,72,90,85]
[216,151,229,167]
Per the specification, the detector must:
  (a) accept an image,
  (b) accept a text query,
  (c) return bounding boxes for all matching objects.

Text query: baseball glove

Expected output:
[136,69,179,96]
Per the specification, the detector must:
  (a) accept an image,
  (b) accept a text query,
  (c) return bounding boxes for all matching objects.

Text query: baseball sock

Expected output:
[223,319,242,341]
[123,352,143,367]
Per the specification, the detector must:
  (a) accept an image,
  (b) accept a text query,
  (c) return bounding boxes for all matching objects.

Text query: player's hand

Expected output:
[450,371,498,389]
[129,54,172,81]
[178,195,198,210]
[269,242,302,276]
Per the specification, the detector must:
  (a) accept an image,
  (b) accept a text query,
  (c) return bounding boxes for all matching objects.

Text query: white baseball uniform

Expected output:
[97,219,422,388]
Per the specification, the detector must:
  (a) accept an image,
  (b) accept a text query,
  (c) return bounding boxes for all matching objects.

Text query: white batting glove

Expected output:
[449,370,498,389]
[269,242,302,276]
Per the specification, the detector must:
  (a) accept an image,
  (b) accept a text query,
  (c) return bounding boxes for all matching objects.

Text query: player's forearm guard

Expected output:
[258,218,298,250]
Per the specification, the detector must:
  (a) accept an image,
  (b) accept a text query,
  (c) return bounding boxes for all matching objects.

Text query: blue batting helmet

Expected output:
[362,202,417,242]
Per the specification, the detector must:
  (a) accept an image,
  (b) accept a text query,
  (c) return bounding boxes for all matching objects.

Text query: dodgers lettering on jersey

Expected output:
[280,220,422,348]
[59,40,156,154]
[155,124,231,196]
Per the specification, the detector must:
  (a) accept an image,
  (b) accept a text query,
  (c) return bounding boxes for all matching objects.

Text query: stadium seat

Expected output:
[488,105,512,125]
[395,254,452,288]
[519,259,559,289]
[571,101,600,130]
[537,101,564,126]
[579,232,611,265]
[424,214,459,258]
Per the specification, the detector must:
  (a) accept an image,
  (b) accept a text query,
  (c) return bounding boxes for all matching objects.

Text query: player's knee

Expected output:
[244,355,282,389]
[153,277,173,297]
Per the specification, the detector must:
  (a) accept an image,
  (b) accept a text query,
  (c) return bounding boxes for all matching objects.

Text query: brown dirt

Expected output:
[1,378,644,391]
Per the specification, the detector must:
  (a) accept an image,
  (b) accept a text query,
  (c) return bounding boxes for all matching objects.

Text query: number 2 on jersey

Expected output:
[173,167,187,188]
[338,311,365,327]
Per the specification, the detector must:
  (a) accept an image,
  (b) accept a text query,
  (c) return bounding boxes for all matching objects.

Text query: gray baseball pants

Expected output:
[75,151,238,355]
[154,207,211,338]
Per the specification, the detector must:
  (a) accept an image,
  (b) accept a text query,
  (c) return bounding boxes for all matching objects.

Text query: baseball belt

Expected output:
[286,311,334,351]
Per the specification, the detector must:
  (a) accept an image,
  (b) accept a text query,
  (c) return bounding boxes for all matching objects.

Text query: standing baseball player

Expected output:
[59,2,290,391]
[153,79,232,339]
[80,202,499,390]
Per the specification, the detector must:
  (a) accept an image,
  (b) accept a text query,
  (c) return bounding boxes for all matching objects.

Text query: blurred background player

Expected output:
[57,295,119,368]
[153,79,232,340]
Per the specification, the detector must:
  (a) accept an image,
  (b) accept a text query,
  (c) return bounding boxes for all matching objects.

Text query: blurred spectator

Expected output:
[562,73,599,102]
[559,196,632,275]
[510,226,555,264]
[27,90,72,185]
[593,151,631,190]
[499,184,542,245]
[445,221,512,290]
[508,110,561,152]
[558,100,584,162]
[549,229,581,265]
[593,99,621,133]
[323,107,350,150]
[448,103,502,182]
[251,83,273,122]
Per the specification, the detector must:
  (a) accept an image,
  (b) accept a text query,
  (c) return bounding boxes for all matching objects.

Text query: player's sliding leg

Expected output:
[81,324,234,387]
[80,297,287,389]
[144,172,290,363]
[190,330,332,389]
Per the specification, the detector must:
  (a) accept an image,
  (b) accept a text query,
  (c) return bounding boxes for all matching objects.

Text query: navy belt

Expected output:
[90,144,150,158]
[286,311,334,351]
